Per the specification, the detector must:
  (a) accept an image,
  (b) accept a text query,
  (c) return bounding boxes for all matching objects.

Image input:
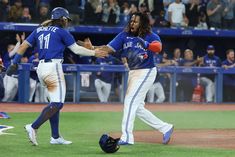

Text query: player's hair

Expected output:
[226,49,234,55]
[40,18,67,27]
[125,12,151,38]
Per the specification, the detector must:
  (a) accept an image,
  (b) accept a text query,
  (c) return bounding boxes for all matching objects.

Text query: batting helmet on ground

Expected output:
[99,134,120,153]
[51,7,71,21]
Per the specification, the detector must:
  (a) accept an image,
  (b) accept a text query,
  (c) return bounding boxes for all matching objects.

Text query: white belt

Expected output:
[39,59,63,63]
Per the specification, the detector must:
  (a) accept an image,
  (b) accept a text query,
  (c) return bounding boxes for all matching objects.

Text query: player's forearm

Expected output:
[12,41,29,64]
[68,43,95,56]
[9,41,20,57]
[17,41,29,55]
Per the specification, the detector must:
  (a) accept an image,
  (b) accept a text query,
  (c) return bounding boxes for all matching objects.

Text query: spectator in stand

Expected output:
[222,49,235,102]
[8,0,23,22]
[154,10,171,27]
[119,2,131,26]
[199,45,221,103]
[163,0,174,21]
[129,3,138,16]
[21,0,37,17]
[84,0,102,25]
[102,0,120,25]
[33,2,50,23]
[222,0,234,29]
[94,55,116,103]
[65,0,84,25]
[168,0,188,27]
[138,2,155,25]
[0,0,10,22]
[206,0,224,29]
[20,6,32,23]
[138,0,164,19]
[196,7,208,29]
[185,0,200,27]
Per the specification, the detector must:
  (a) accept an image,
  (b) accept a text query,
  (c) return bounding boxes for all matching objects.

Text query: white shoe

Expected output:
[24,124,38,146]
[50,137,72,145]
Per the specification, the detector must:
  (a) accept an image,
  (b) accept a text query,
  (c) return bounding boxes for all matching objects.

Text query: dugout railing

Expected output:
[16,63,235,103]
[17,63,128,103]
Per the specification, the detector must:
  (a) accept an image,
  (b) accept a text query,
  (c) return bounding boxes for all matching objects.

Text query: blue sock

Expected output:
[32,102,63,129]
[49,111,60,139]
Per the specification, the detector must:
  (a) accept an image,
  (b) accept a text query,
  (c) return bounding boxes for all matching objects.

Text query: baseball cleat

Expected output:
[118,139,133,146]
[24,124,38,146]
[50,137,72,145]
[163,125,174,144]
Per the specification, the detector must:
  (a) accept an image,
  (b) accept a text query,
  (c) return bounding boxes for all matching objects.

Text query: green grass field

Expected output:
[1,111,235,157]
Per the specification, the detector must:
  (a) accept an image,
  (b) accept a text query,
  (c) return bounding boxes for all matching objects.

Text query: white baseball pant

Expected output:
[29,78,37,102]
[36,60,66,103]
[121,67,172,144]
[94,78,111,102]
[2,75,18,101]
[147,82,165,103]
[200,77,214,102]
[34,82,49,103]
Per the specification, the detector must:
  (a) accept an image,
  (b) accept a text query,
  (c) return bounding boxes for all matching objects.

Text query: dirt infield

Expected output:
[1,103,235,149]
[112,129,235,150]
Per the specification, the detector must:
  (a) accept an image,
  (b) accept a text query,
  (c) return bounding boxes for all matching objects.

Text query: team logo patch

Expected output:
[0,125,15,135]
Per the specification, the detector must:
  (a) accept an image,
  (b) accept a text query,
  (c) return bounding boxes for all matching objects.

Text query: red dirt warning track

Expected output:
[1,103,235,149]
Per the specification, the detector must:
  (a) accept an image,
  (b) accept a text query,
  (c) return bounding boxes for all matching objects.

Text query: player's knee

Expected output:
[51,102,64,110]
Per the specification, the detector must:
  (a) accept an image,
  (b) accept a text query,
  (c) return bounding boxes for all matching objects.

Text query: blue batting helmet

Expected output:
[51,7,71,21]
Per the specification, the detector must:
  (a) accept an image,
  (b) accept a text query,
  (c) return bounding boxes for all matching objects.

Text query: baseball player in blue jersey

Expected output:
[222,49,235,102]
[200,45,221,102]
[6,7,107,146]
[98,12,174,145]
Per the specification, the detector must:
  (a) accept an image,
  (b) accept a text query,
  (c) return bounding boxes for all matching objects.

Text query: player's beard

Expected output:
[207,53,214,57]
[130,28,139,36]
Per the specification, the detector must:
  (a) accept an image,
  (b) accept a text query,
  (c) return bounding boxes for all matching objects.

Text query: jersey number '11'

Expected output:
[38,33,51,49]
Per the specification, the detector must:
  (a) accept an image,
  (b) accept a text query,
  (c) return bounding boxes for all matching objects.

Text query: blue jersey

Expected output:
[26,26,76,60]
[222,59,235,86]
[154,54,163,64]
[202,54,221,80]
[3,52,13,69]
[108,31,161,70]
[203,54,221,67]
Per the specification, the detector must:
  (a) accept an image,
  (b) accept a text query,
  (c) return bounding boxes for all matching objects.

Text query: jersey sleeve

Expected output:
[26,30,37,47]
[60,29,76,47]
[107,32,125,52]
[147,32,162,43]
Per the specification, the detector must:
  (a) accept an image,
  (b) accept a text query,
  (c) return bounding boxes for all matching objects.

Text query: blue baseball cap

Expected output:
[207,45,215,50]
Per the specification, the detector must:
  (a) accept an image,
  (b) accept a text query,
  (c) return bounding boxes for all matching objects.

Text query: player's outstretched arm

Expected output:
[68,43,108,58]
